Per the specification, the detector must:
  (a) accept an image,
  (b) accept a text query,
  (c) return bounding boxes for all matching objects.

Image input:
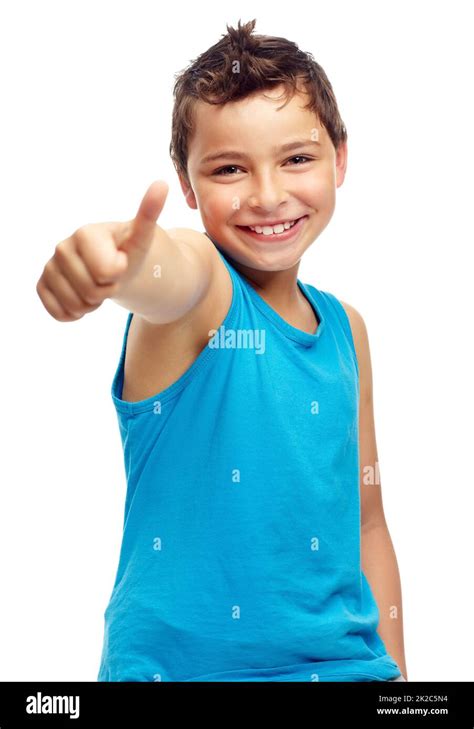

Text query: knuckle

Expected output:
[58,305,79,321]
[76,223,92,238]
[38,287,69,322]
[82,291,102,306]
[44,258,54,276]
[58,311,79,322]
[56,311,71,322]
[71,296,88,314]
[65,306,84,319]
[59,294,83,318]
[54,239,68,261]
[36,288,47,309]
[73,224,92,251]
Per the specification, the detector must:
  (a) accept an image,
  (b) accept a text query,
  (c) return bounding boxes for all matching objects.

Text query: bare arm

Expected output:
[361,522,408,678]
[342,301,408,679]
[36,180,216,325]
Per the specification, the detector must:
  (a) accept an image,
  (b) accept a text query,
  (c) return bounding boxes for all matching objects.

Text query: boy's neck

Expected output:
[230,256,302,304]
[209,238,314,329]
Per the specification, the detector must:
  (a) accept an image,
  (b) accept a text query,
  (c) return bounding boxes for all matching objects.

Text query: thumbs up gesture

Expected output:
[36,181,170,321]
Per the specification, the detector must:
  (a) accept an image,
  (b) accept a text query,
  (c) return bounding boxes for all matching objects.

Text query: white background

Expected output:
[1,0,472,681]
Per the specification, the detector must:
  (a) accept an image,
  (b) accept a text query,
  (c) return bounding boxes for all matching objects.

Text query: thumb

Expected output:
[119,180,169,256]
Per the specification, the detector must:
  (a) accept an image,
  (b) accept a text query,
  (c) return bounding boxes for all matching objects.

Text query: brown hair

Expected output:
[169,18,348,185]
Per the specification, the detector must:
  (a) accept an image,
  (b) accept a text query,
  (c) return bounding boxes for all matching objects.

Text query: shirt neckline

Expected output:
[217,249,325,347]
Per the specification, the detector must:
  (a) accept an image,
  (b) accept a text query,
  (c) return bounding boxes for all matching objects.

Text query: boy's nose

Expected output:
[248,175,289,211]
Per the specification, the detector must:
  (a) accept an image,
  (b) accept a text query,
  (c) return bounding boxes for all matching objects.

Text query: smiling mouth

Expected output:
[235,215,309,241]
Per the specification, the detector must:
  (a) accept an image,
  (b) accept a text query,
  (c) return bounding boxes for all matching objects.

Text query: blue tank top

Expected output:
[97,248,402,682]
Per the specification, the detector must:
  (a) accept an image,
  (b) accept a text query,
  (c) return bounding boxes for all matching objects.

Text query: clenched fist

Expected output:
[36,180,169,321]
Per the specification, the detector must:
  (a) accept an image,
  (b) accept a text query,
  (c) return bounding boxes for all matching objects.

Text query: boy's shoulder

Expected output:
[337,299,371,390]
[338,299,366,337]
[166,226,220,262]
[310,287,369,380]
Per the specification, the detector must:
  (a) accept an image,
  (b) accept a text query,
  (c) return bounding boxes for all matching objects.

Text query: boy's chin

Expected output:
[220,241,308,273]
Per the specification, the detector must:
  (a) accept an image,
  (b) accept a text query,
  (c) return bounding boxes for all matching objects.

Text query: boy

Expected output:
[36,19,407,682]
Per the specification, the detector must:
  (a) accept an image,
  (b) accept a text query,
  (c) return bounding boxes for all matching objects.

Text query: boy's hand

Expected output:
[36,181,169,322]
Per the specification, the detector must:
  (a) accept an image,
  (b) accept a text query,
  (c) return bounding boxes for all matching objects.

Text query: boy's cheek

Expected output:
[199,192,242,222]
[304,175,337,211]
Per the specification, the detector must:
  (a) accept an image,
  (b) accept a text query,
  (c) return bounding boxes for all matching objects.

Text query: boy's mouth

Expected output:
[235,215,308,242]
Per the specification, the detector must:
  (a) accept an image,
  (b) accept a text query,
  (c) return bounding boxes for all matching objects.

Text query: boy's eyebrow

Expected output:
[200,139,321,165]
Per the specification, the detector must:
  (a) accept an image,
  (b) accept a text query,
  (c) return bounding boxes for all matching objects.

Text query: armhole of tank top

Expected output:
[109,255,239,415]
[110,311,134,419]
[319,289,360,380]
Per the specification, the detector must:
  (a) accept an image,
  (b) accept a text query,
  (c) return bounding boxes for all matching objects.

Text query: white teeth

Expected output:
[248,218,298,235]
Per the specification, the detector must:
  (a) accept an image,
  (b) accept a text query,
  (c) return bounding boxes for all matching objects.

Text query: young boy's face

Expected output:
[181,83,347,273]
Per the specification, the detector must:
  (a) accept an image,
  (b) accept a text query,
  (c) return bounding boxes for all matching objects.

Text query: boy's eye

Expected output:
[286,155,313,165]
[212,156,314,176]
[214,165,242,176]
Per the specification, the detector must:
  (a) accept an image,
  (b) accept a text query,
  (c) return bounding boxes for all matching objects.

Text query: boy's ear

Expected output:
[335,141,348,188]
[178,173,198,210]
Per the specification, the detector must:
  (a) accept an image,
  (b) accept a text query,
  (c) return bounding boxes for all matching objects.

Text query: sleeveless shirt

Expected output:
[97,248,402,682]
